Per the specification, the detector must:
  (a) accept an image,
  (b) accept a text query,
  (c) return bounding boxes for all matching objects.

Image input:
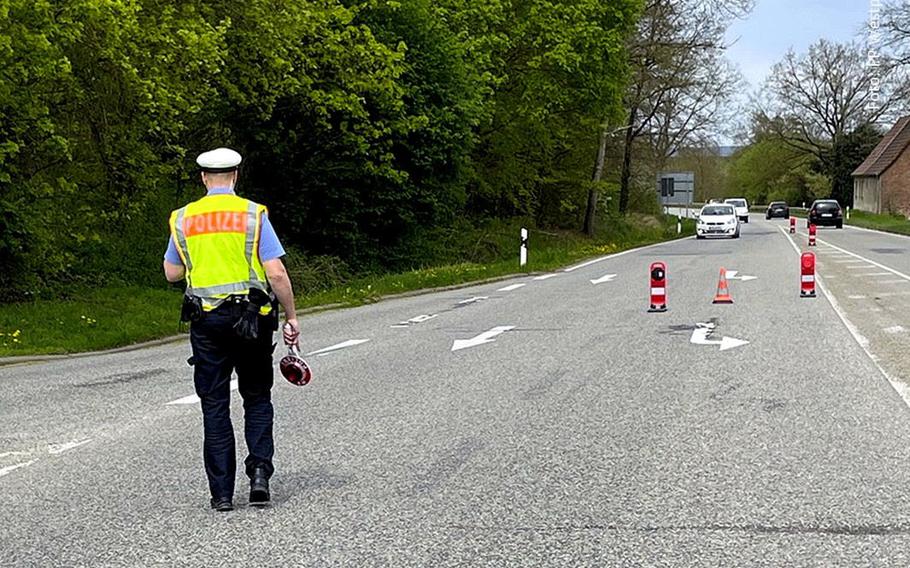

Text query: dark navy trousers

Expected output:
[189,305,275,501]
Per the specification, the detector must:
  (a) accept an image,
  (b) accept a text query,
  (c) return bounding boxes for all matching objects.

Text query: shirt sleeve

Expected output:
[258,212,286,261]
[164,236,183,265]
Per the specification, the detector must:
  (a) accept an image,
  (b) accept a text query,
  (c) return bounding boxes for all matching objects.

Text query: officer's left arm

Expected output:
[163,260,185,282]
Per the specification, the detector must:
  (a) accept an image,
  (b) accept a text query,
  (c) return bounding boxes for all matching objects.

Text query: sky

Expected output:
[724,0,871,90]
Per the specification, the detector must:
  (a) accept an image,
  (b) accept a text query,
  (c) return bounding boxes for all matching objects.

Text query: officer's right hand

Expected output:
[283,319,300,346]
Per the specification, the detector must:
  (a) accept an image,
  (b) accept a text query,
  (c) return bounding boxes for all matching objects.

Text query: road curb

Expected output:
[0,233,693,367]
[0,274,531,367]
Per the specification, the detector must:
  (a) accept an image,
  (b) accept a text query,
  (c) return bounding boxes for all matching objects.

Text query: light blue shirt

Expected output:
[164,188,286,265]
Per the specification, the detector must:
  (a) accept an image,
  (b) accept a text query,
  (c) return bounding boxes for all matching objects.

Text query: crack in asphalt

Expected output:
[74,368,169,388]
[439,522,910,536]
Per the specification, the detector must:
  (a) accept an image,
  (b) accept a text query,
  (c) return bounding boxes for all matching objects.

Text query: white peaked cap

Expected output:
[196,147,242,172]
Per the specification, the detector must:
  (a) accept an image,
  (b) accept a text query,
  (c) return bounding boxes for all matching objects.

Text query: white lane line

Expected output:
[884,326,907,334]
[0,451,30,459]
[0,460,37,478]
[563,238,689,272]
[846,264,876,270]
[878,279,910,285]
[167,379,239,406]
[848,295,868,299]
[451,326,515,351]
[873,291,910,297]
[497,283,526,292]
[778,226,910,409]
[306,339,370,356]
[392,314,438,328]
[590,274,617,285]
[533,274,558,281]
[458,296,488,305]
[853,272,893,277]
[48,439,91,455]
[834,260,868,264]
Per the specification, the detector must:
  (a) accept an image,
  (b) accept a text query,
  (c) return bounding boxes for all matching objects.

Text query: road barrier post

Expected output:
[648,262,667,312]
[677,216,682,235]
[801,252,816,298]
[808,224,817,247]
[520,227,528,267]
[789,216,796,234]
[847,206,851,220]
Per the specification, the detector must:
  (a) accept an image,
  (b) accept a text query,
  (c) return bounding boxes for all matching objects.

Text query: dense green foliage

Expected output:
[0,0,641,299]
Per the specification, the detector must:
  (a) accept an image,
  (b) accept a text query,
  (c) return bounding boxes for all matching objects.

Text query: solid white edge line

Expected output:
[563,236,691,272]
[777,225,910,409]
[533,274,558,281]
[845,223,910,241]
[496,283,527,292]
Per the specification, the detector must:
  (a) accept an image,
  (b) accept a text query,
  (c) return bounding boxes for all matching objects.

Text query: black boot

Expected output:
[249,467,270,506]
[210,497,234,512]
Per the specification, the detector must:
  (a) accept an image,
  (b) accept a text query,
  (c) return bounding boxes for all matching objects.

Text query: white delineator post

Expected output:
[520,227,528,267]
[847,206,851,220]
[677,216,682,235]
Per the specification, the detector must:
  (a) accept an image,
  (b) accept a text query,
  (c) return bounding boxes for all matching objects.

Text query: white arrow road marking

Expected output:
[458,296,488,305]
[690,326,749,351]
[451,326,515,352]
[167,379,239,406]
[725,270,757,282]
[306,339,370,356]
[533,274,558,281]
[0,460,37,478]
[590,274,617,285]
[497,283,526,292]
[48,439,91,455]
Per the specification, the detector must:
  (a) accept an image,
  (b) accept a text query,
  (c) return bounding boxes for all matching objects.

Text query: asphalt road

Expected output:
[3,218,910,566]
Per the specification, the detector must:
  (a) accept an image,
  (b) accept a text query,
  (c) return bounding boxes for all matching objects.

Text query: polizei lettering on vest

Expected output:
[183,211,248,237]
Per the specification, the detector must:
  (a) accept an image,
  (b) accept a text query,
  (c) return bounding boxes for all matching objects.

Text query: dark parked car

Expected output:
[766,201,789,219]
[807,199,843,228]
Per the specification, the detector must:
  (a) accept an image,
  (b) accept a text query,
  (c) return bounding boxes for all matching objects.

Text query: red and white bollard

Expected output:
[789,216,796,234]
[648,262,667,312]
[808,224,817,246]
[801,252,816,298]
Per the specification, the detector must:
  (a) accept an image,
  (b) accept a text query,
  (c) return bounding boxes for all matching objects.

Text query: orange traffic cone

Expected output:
[713,268,734,304]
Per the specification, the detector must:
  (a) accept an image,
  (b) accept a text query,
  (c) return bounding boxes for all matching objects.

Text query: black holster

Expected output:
[233,288,271,340]
[180,294,204,323]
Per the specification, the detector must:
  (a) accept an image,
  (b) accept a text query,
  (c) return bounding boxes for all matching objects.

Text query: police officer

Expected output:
[163,147,299,511]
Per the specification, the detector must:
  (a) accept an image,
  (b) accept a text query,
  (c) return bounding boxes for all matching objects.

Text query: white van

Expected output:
[724,198,749,223]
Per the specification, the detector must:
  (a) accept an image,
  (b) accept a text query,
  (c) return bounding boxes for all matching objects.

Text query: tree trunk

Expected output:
[618,107,637,215]
[583,124,610,236]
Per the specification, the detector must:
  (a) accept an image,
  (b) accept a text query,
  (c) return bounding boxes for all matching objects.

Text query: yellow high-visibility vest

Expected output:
[169,193,272,313]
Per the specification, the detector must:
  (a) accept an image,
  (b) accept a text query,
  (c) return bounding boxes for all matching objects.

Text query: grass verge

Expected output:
[844,210,910,236]
[0,216,695,357]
